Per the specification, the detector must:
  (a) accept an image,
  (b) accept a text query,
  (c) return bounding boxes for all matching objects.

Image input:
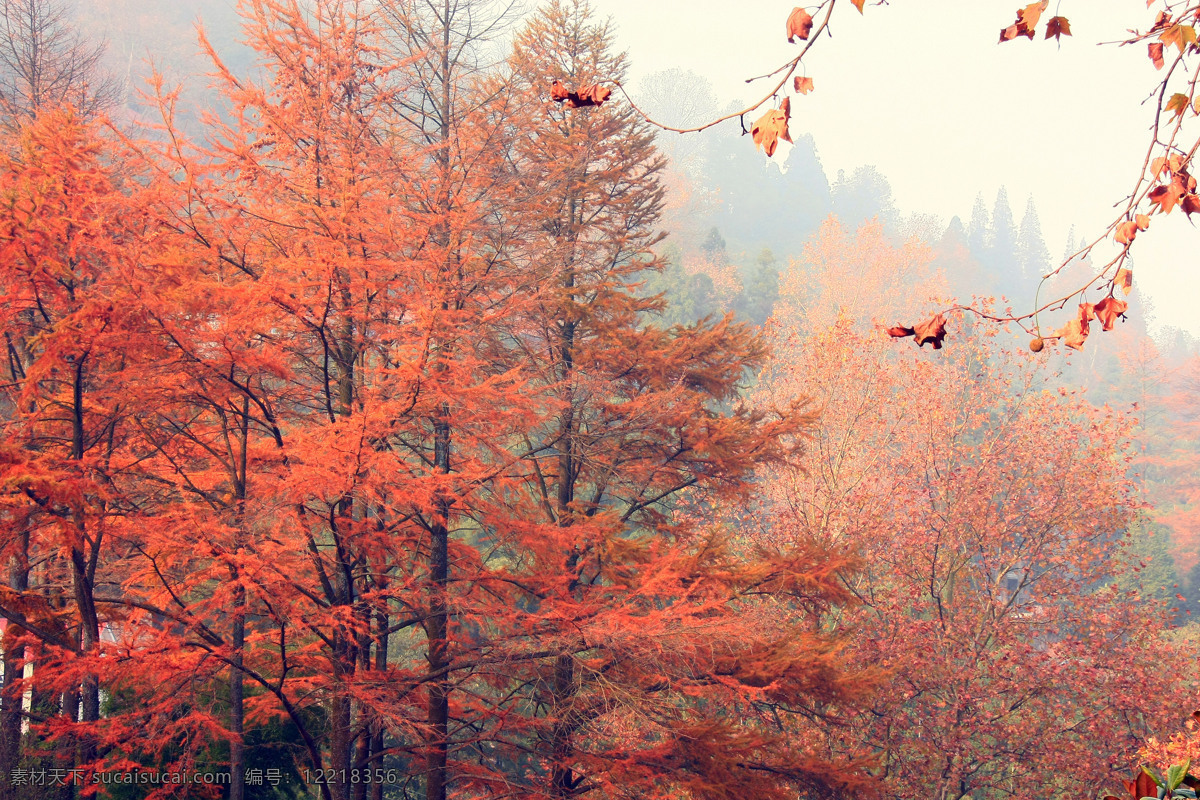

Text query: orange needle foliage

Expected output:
[0,107,162,780]
[0,2,1192,799]
[0,2,884,799]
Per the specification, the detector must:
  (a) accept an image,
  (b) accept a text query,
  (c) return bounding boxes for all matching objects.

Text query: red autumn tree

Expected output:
[756,222,1192,799]
[99,3,551,800]
[88,2,453,797]
[0,106,164,791]
[415,3,882,798]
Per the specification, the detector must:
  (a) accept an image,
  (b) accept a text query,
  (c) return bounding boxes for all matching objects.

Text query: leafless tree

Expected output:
[0,0,118,124]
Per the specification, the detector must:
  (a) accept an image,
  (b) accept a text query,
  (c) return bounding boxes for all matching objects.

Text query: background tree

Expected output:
[759,223,1192,799]
[985,186,1019,300]
[371,2,530,797]
[0,0,117,124]
[1015,198,1051,299]
[829,166,898,234]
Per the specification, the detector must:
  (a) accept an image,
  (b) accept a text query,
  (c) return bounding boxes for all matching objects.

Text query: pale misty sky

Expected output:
[588,0,1199,337]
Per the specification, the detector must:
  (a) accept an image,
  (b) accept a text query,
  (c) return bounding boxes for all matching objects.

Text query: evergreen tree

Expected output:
[1016,196,1051,295]
[701,226,726,259]
[988,186,1019,299]
[736,247,780,326]
[1061,224,1077,263]
[704,115,831,253]
[641,244,718,325]
[966,192,990,261]
[830,164,898,231]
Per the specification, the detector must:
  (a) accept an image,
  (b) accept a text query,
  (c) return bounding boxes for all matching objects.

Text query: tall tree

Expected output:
[0,107,148,795]
[986,186,1019,300]
[966,193,989,263]
[462,4,879,799]
[0,0,116,124]
[372,2,527,798]
[1015,196,1050,295]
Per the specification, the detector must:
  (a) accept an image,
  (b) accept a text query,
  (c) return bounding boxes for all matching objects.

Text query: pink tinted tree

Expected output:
[757,222,1192,799]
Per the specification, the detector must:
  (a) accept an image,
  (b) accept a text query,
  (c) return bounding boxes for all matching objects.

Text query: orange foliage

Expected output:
[758,227,1193,797]
[0,4,888,800]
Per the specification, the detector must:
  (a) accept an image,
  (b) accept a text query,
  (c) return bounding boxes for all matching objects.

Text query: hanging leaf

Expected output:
[787,8,814,43]
[1149,42,1166,69]
[1160,23,1197,55]
[1150,182,1184,214]
[1115,220,1139,245]
[1045,16,1071,40]
[751,98,792,157]
[999,1,1049,42]
[1055,317,1088,350]
[1094,296,1128,330]
[1114,267,1134,295]
[1167,92,1190,119]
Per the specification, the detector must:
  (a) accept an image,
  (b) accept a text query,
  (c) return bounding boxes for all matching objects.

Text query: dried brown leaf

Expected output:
[1094,296,1128,331]
[787,8,814,43]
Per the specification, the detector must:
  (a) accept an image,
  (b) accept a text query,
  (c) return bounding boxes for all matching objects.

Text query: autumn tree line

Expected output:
[0,1,1195,799]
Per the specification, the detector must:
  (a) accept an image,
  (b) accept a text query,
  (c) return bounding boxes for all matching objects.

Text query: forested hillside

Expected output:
[0,1,1196,799]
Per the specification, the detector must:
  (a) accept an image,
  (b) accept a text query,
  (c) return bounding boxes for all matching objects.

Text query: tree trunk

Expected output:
[426,5,455,797]
[329,563,355,800]
[351,613,372,800]
[425,476,450,800]
[370,605,388,800]
[0,531,28,792]
[229,584,245,800]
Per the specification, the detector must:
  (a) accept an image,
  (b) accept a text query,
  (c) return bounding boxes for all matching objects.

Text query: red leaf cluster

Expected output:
[1114,213,1149,245]
[887,312,948,349]
[1046,297,1127,351]
[999,1,1050,42]
[1054,302,1093,350]
[1147,154,1200,216]
[549,79,611,108]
